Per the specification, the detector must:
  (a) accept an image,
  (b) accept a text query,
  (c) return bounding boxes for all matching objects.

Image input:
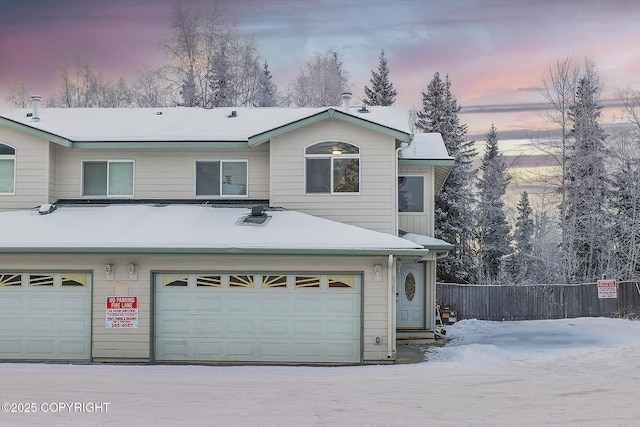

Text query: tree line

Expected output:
[419,58,640,285]
[5,7,640,285]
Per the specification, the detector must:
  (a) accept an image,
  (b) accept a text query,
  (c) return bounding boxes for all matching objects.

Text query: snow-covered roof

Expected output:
[401,232,454,253]
[0,205,427,256]
[399,133,453,161]
[0,106,412,144]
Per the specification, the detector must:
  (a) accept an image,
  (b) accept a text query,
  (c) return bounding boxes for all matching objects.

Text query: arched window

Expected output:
[305,141,360,194]
[0,143,16,194]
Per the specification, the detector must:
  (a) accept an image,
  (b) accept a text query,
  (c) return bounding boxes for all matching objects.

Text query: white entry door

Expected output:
[396,263,425,328]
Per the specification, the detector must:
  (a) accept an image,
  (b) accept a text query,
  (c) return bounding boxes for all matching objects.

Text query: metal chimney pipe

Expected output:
[341,92,352,111]
[31,95,42,122]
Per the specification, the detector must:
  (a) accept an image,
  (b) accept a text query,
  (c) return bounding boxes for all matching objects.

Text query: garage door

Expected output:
[155,273,361,363]
[0,272,92,360]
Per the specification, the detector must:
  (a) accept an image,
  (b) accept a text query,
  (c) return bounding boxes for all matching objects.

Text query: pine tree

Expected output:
[476,124,511,284]
[511,191,536,283]
[363,49,397,106]
[563,71,609,282]
[255,61,278,107]
[416,72,477,283]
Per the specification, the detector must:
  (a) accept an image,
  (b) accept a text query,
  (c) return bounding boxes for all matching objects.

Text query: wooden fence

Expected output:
[436,281,640,321]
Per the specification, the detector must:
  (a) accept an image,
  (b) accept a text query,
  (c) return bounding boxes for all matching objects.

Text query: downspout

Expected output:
[387,254,395,359]
[388,136,414,360]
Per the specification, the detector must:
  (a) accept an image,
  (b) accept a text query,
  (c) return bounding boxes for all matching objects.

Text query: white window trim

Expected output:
[0,143,16,196]
[194,159,249,198]
[304,141,361,195]
[398,175,425,213]
[81,160,135,198]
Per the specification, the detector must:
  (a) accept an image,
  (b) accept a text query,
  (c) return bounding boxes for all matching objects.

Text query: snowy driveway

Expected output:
[2,317,640,426]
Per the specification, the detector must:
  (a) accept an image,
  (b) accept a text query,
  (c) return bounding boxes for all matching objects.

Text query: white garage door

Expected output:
[0,273,92,361]
[155,273,361,363]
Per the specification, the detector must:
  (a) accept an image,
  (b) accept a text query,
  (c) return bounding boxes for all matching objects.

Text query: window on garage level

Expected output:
[82,160,134,197]
[305,142,360,194]
[195,160,247,197]
[0,273,22,287]
[0,143,16,195]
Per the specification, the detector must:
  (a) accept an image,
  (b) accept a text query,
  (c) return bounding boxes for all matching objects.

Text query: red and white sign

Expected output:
[597,279,618,299]
[106,296,139,328]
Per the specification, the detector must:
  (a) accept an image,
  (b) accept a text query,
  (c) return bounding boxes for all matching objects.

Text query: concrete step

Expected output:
[396,329,436,345]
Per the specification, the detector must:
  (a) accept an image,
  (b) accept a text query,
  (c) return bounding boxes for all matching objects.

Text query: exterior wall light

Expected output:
[104,264,113,275]
[128,264,136,275]
[374,263,383,282]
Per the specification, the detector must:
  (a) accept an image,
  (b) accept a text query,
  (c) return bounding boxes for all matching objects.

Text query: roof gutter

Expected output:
[0,247,430,257]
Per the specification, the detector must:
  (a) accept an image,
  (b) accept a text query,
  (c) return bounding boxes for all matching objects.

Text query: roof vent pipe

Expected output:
[341,92,352,111]
[31,95,42,122]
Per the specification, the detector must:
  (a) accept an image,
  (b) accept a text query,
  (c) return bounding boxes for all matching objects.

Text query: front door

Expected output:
[396,262,425,328]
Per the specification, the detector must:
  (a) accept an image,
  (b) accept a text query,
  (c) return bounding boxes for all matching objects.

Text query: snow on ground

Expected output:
[3,317,640,427]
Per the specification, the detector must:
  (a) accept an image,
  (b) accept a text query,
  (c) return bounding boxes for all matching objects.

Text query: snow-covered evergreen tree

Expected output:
[563,70,610,282]
[476,124,511,284]
[255,61,279,107]
[363,49,397,106]
[416,72,477,283]
[508,191,536,283]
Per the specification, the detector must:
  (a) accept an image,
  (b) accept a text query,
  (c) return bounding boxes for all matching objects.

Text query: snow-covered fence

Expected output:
[436,281,640,321]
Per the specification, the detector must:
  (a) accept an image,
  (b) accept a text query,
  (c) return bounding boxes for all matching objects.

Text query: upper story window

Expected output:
[305,141,360,194]
[398,176,424,212]
[195,160,247,197]
[82,160,134,197]
[0,143,16,195]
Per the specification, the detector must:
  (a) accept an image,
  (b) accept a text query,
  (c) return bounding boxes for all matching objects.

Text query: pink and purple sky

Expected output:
[1,0,639,138]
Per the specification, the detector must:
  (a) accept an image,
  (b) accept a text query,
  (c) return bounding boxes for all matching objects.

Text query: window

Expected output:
[305,142,359,194]
[0,143,15,194]
[196,160,247,197]
[398,176,424,212]
[82,160,134,197]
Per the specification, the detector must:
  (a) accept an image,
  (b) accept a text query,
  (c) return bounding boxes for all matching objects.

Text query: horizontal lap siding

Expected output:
[53,145,270,200]
[0,128,48,211]
[270,119,396,235]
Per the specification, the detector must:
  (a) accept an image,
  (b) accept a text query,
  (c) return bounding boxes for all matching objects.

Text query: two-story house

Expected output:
[0,94,453,364]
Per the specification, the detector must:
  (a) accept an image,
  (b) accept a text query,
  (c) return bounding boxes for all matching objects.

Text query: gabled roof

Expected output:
[0,205,428,257]
[0,106,412,149]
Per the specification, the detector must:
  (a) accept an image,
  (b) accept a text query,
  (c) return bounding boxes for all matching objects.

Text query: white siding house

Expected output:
[0,98,453,364]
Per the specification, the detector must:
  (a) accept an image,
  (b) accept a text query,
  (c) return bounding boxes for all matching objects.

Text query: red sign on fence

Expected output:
[597,279,618,299]
[106,296,139,328]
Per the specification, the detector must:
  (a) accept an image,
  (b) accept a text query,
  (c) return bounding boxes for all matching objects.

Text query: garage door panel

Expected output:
[0,318,22,332]
[0,294,23,311]
[260,319,288,335]
[227,341,256,357]
[194,319,223,335]
[27,340,54,355]
[260,342,288,357]
[59,341,89,357]
[227,319,256,334]
[59,295,89,311]
[158,318,190,334]
[194,342,222,359]
[28,295,56,311]
[155,273,361,363]
[60,318,90,334]
[28,318,55,333]
[227,296,255,312]
[194,296,223,311]
[327,343,358,358]
[327,319,359,336]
